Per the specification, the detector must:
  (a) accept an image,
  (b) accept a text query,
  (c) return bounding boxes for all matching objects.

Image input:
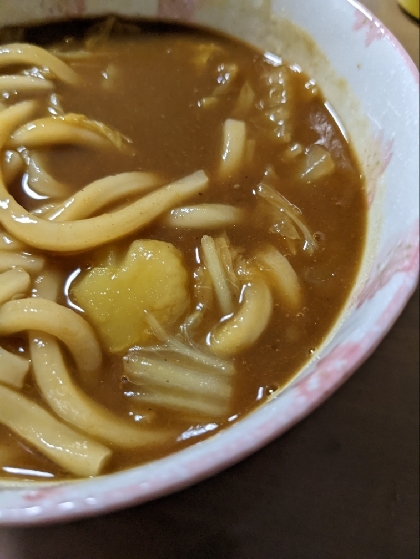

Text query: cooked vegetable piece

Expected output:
[296,144,335,182]
[256,64,294,143]
[218,119,246,181]
[72,240,190,352]
[254,245,302,309]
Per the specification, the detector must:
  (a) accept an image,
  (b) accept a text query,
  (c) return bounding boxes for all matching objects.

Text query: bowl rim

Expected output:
[349,0,419,83]
[0,0,418,526]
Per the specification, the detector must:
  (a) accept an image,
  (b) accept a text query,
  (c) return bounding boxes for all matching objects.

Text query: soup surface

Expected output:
[0,19,366,480]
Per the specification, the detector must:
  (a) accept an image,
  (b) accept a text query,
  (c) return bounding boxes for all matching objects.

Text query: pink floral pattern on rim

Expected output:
[22,487,65,503]
[353,7,386,46]
[351,0,419,83]
[297,342,362,400]
[158,0,201,20]
[366,129,394,206]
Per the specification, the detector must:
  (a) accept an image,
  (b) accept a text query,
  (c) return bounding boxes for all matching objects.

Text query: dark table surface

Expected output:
[0,1,418,557]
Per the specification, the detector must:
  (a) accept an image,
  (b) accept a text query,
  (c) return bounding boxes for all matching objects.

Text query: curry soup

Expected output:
[0,19,366,480]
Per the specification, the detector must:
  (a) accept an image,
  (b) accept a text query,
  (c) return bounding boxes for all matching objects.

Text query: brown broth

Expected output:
[0,19,366,480]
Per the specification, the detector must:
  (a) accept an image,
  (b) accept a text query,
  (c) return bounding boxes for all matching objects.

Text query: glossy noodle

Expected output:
[0,19,366,480]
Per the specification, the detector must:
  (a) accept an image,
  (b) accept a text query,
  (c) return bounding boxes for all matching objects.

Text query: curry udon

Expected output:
[0,18,366,480]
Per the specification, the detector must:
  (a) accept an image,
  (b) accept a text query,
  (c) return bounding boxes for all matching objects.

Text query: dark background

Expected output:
[0,1,418,557]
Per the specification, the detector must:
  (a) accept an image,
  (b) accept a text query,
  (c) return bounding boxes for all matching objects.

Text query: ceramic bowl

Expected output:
[0,0,418,525]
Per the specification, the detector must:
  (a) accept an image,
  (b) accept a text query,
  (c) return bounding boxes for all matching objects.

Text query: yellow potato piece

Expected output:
[72,240,189,353]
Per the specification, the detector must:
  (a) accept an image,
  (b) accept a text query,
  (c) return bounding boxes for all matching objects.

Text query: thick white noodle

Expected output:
[0,104,209,252]
[0,100,38,145]
[0,229,26,253]
[0,251,45,274]
[47,92,65,117]
[29,269,167,448]
[2,150,23,186]
[254,245,302,309]
[0,43,79,85]
[232,81,255,117]
[31,265,62,301]
[49,49,97,61]
[22,150,73,199]
[210,278,273,357]
[30,333,169,448]
[0,298,102,374]
[0,384,111,477]
[201,235,234,316]
[163,204,245,229]
[8,118,120,150]
[32,202,59,217]
[218,119,246,181]
[0,347,30,389]
[1,172,209,251]
[0,267,31,305]
[47,171,162,222]
[0,75,54,94]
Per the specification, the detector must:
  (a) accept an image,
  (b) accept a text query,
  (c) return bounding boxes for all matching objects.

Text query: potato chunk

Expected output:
[72,240,189,353]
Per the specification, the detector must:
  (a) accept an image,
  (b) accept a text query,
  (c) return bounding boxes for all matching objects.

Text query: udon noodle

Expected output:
[0,18,366,480]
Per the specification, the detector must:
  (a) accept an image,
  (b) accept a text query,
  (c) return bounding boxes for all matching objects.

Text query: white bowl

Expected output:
[0,0,418,525]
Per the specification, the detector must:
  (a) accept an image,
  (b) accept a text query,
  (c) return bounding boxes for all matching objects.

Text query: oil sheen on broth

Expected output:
[0,19,366,480]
